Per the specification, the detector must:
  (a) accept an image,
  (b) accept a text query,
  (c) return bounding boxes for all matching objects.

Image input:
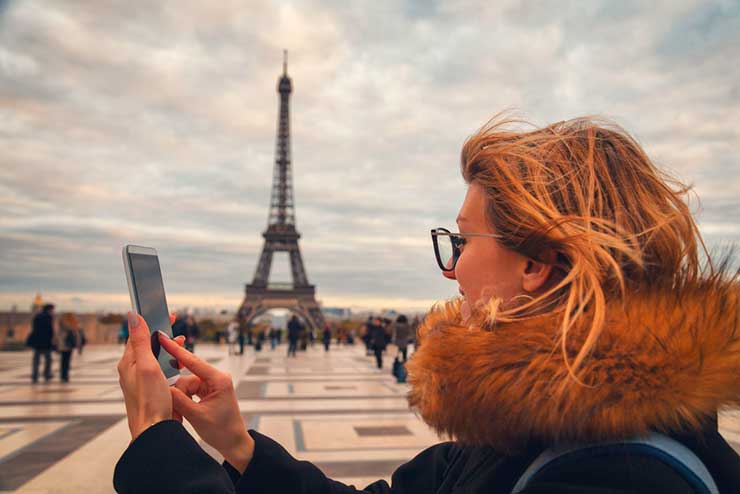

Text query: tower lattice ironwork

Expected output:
[238,51,325,332]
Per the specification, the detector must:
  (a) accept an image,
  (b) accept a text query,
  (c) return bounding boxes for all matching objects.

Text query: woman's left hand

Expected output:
[117,311,183,441]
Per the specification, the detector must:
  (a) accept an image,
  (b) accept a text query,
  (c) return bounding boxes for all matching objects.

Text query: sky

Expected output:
[1,0,739,314]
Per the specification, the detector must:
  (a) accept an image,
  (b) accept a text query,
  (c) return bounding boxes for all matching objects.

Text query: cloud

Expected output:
[1,0,738,311]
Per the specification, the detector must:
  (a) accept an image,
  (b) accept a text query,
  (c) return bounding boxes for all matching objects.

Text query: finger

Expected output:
[169,313,176,325]
[170,387,199,419]
[158,333,220,381]
[127,312,155,363]
[174,335,186,347]
[173,374,202,397]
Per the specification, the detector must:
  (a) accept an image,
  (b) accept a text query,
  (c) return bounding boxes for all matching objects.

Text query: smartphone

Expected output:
[122,245,180,385]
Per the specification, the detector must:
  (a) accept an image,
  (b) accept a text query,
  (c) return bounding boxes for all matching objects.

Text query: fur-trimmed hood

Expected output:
[407,276,740,454]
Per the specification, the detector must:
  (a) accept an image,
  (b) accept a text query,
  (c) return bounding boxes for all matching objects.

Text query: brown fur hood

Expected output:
[407,276,740,453]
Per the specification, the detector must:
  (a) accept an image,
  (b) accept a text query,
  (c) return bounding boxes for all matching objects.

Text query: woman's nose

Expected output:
[443,268,456,280]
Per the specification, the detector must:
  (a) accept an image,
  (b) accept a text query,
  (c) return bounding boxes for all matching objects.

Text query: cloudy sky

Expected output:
[1,0,739,314]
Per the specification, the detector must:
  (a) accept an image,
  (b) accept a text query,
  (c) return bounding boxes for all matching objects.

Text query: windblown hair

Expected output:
[460,115,709,392]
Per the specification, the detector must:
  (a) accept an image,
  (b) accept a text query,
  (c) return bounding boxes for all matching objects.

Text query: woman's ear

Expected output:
[521,249,557,293]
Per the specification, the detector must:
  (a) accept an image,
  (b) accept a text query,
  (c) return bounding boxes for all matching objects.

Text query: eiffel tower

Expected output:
[238,51,325,332]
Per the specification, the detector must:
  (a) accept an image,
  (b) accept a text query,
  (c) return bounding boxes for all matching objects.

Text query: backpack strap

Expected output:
[511,432,718,494]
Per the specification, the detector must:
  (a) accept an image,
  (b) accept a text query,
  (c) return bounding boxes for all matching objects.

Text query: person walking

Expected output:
[369,317,386,369]
[226,320,238,356]
[118,318,129,344]
[238,322,246,355]
[286,315,302,357]
[78,327,87,355]
[392,314,411,362]
[26,303,55,383]
[57,313,79,382]
[362,315,373,356]
[269,328,277,350]
[115,117,740,493]
[184,316,200,353]
[322,324,331,352]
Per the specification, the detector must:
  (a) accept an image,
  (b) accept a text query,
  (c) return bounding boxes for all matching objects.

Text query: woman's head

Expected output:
[60,312,79,330]
[448,115,705,382]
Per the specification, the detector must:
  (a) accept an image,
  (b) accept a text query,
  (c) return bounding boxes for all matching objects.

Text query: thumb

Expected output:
[127,312,152,359]
[170,387,199,419]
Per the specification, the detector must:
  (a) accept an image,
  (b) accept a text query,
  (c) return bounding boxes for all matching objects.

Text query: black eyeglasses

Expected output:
[431,228,504,272]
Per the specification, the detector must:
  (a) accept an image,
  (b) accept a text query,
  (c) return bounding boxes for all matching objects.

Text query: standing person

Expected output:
[322,323,331,352]
[286,315,301,357]
[172,313,187,340]
[369,317,386,369]
[392,314,411,362]
[26,303,55,383]
[269,328,277,350]
[362,315,373,356]
[77,327,87,355]
[185,316,200,353]
[410,314,421,351]
[238,322,246,356]
[57,313,79,382]
[118,318,129,344]
[255,329,264,352]
[226,320,238,356]
[115,117,740,493]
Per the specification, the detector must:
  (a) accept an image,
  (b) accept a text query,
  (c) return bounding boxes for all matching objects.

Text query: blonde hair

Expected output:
[460,115,708,391]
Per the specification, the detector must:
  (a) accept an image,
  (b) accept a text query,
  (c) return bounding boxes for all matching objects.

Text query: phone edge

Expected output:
[122,245,140,314]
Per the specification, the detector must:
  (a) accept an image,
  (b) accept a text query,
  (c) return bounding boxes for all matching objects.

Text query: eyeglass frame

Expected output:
[431,227,504,272]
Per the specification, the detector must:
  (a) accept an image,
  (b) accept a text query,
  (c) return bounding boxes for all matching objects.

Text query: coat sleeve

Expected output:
[224,430,459,494]
[113,420,234,494]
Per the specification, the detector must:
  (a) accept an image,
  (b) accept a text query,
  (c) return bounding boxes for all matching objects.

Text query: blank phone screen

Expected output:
[129,252,179,379]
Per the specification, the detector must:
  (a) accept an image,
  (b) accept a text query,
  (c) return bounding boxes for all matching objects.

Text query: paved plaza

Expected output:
[0,341,441,493]
[1,342,739,493]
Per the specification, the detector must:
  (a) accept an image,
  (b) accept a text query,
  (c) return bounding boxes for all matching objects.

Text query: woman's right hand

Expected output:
[158,333,255,473]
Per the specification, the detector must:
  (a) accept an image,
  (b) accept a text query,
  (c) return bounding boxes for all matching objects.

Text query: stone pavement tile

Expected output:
[0,415,121,491]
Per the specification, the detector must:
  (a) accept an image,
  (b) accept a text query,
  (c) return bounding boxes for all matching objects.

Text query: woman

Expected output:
[57,312,79,382]
[114,117,740,493]
[369,317,387,369]
[392,314,411,362]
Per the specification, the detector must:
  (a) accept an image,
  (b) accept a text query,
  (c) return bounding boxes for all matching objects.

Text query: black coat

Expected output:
[113,419,740,493]
[27,311,54,350]
[368,323,386,350]
[287,319,302,342]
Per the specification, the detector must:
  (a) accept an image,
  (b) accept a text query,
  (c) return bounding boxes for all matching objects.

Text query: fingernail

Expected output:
[157,330,170,339]
[127,311,140,329]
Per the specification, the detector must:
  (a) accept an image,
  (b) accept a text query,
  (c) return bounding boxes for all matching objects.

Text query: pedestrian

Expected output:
[392,314,411,362]
[115,117,740,493]
[118,318,129,344]
[57,313,79,382]
[238,323,246,356]
[26,303,55,383]
[322,323,331,352]
[255,330,264,352]
[269,328,277,350]
[77,327,86,355]
[286,315,301,357]
[369,317,386,369]
[226,320,238,356]
[362,315,373,356]
[410,314,420,350]
[185,315,200,353]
